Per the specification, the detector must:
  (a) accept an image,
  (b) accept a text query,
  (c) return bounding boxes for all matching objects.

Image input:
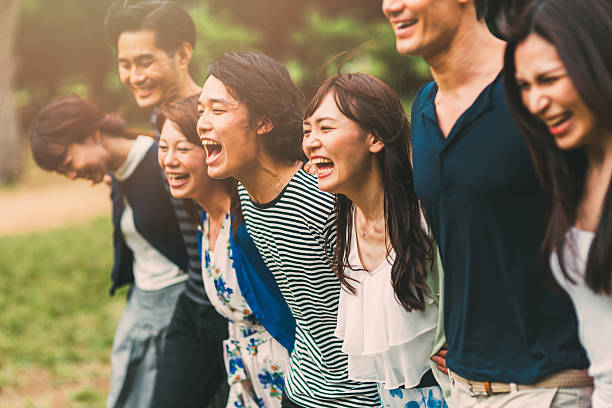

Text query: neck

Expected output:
[346,165,385,225]
[172,72,202,100]
[239,154,302,205]
[194,183,231,221]
[100,134,134,172]
[426,20,505,93]
[585,129,612,172]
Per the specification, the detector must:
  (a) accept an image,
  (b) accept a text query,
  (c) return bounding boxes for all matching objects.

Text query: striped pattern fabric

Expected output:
[239,170,379,408]
[159,168,210,306]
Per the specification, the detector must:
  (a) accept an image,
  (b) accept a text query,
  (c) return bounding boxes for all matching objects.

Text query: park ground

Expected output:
[0,165,122,407]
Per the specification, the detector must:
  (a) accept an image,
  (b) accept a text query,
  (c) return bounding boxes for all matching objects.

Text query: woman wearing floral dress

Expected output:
[157,95,290,408]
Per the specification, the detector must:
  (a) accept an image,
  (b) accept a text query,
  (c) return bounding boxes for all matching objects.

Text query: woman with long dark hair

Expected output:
[30,94,190,408]
[302,73,447,408]
[504,0,612,406]
[199,52,381,408]
[156,95,291,408]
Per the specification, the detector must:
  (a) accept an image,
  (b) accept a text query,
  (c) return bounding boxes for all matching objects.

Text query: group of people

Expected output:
[28,0,611,407]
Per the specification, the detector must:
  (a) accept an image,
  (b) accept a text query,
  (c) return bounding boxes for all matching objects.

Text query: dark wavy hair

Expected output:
[304,73,432,312]
[31,94,133,171]
[207,52,305,163]
[504,0,612,294]
[104,0,196,55]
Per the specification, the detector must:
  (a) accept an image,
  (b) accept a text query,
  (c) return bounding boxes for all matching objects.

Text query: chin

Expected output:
[206,165,230,180]
[317,177,339,194]
[134,93,162,108]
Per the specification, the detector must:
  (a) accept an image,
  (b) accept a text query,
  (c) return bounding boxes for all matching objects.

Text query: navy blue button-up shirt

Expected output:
[411,73,587,383]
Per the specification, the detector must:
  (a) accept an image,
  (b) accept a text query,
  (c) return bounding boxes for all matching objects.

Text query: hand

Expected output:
[101,174,112,186]
[431,349,448,374]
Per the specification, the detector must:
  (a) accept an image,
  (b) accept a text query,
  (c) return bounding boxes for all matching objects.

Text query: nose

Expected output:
[130,65,146,85]
[525,88,551,116]
[302,130,322,158]
[163,148,179,168]
[197,112,213,142]
[382,0,404,18]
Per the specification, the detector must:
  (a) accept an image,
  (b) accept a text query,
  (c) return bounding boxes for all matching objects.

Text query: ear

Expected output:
[367,131,384,154]
[175,42,193,69]
[93,128,102,144]
[256,118,274,136]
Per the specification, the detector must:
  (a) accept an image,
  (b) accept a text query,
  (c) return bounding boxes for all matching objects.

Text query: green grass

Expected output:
[0,217,127,405]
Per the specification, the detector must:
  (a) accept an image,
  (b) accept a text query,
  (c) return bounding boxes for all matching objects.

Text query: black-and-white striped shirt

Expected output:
[239,169,379,408]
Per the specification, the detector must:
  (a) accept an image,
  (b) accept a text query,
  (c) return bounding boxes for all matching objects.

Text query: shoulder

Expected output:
[285,170,335,219]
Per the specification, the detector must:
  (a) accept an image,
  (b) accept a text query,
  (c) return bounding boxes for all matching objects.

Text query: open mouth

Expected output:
[133,86,155,99]
[545,112,573,136]
[311,157,334,178]
[395,18,418,32]
[202,139,223,165]
[167,173,190,188]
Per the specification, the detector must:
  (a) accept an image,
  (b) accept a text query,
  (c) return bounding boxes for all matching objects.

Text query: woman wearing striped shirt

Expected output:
[198,52,380,408]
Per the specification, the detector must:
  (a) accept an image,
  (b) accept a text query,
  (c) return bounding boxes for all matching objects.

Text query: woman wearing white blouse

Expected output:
[302,73,447,408]
[505,1,612,406]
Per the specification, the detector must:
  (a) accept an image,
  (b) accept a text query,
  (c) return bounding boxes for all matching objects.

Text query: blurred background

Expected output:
[0,0,430,406]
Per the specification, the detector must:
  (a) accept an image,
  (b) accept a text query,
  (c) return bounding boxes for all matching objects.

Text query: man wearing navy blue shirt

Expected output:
[382,0,591,406]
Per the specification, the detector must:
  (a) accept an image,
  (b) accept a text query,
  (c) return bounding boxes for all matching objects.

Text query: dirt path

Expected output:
[0,169,110,236]
[0,363,110,408]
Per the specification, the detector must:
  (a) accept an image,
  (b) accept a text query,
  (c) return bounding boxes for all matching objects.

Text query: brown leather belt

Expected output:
[449,369,593,397]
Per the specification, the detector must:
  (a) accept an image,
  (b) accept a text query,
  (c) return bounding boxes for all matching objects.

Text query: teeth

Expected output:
[396,19,417,29]
[168,174,187,182]
[202,140,220,146]
[311,158,333,165]
[546,113,571,127]
[317,167,333,177]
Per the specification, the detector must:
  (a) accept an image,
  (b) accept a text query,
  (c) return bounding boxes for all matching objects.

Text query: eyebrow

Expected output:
[118,53,155,64]
[304,116,337,125]
[517,65,565,79]
[207,97,231,104]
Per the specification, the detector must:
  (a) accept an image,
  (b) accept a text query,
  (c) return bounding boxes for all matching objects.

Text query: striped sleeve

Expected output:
[239,170,379,408]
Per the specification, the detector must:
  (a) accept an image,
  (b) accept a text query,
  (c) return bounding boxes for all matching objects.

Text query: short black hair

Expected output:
[104,0,196,55]
[207,52,305,163]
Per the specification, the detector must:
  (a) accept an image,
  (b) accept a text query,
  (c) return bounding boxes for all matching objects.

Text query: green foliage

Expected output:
[188,3,261,82]
[15,0,431,130]
[0,217,125,379]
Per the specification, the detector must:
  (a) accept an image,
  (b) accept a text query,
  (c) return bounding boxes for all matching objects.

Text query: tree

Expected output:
[0,0,21,184]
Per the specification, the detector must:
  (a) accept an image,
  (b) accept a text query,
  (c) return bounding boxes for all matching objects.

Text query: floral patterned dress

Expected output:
[201,213,289,408]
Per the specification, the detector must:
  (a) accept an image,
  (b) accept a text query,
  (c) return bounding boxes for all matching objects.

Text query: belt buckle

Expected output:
[469,382,492,397]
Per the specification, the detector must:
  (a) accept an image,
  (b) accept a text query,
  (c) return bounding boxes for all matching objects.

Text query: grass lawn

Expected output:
[0,217,128,407]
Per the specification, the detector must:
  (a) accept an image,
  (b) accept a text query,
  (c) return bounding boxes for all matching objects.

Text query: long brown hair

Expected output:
[504,0,612,293]
[305,73,432,312]
[31,94,135,171]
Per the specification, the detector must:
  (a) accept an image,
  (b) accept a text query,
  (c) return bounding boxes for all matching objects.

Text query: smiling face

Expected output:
[197,75,258,181]
[58,133,111,184]
[158,119,211,200]
[382,0,464,57]
[117,30,181,108]
[302,93,383,195]
[515,34,596,150]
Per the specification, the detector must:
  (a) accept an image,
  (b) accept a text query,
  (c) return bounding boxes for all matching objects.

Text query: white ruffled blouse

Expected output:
[334,225,439,390]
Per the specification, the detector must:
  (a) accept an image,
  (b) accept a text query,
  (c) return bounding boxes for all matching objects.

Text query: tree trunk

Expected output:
[0,0,21,184]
